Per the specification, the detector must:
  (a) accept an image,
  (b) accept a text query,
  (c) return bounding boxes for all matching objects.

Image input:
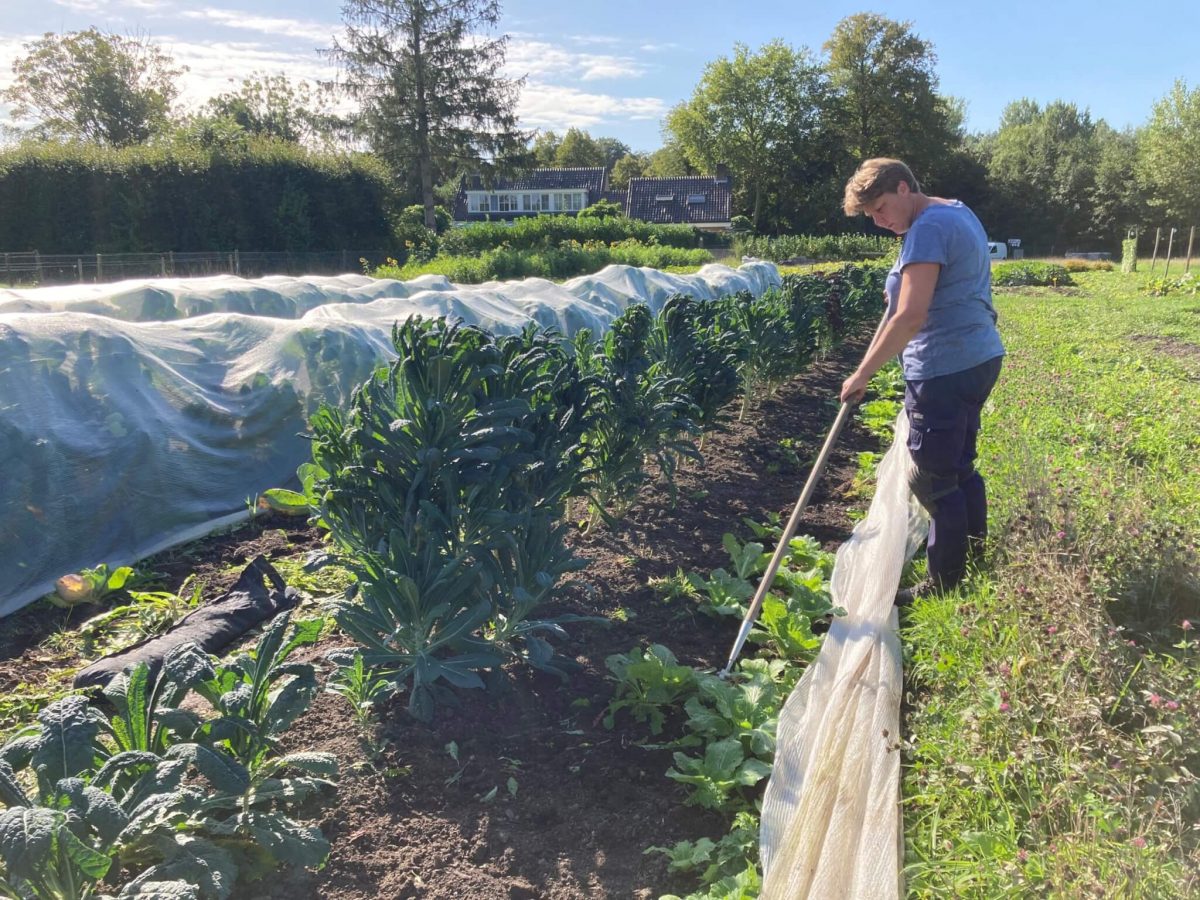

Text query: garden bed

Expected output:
[0,331,876,900]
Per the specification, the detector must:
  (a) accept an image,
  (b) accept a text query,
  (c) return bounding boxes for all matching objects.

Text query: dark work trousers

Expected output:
[904,355,1003,589]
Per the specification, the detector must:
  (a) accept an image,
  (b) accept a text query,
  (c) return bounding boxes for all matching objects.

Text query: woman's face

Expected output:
[866,182,914,235]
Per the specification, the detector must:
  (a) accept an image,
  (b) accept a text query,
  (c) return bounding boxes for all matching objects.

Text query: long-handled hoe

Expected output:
[719,312,888,677]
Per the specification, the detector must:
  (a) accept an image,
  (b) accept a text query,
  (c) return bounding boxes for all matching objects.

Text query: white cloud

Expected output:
[50,0,170,12]
[0,36,33,95]
[518,82,667,130]
[566,34,623,46]
[160,38,339,109]
[577,54,646,81]
[505,38,646,82]
[179,8,339,45]
[50,0,113,12]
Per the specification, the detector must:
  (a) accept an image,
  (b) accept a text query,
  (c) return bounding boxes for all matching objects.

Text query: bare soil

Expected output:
[0,332,876,900]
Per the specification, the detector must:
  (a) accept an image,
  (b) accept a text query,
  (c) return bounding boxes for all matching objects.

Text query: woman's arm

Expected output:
[840,262,939,403]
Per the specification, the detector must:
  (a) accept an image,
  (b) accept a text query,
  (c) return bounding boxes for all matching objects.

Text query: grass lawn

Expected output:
[901,270,1200,897]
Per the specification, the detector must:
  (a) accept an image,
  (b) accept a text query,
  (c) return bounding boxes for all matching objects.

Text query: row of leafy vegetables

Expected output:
[609,363,902,900]
[0,265,884,899]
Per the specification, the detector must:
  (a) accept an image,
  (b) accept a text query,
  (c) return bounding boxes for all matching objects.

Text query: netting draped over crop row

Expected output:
[0,263,780,616]
[760,412,928,898]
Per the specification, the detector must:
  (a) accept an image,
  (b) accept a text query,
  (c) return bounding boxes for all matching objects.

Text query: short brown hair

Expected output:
[842,158,920,216]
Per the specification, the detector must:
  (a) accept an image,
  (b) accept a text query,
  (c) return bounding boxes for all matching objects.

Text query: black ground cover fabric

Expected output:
[73,556,299,690]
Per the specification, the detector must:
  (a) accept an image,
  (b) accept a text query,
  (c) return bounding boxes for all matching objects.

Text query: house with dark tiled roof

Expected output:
[625,172,733,232]
[453,167,608,221]
[452,165,735,231]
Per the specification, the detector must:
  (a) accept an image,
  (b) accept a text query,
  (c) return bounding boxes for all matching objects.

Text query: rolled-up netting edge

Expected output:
[0,263,780,616]
[759,412,928,899]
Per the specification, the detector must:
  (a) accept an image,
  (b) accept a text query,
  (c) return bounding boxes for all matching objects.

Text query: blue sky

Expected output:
[2,0,1198,152]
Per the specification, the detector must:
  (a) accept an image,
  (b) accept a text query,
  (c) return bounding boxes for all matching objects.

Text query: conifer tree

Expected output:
[332,0,529,228]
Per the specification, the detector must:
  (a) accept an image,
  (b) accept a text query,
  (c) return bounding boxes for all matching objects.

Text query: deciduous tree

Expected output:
[644,143,693,178]
[609,152,647,189]
[202,73,348,148]
[1138,79,1200,226]
[331,0,529,228]
[823,14,959,177]
[554,127,605,167]
[985,99,1101,253]
[665,41,828,229]
[1,28,182,146]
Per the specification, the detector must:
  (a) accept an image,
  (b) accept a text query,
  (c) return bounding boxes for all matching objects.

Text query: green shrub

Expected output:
[577,199,624,219]
[372,240,712,283]
[732,233,897,262]
[992,261,1074,287]
[439,214,701,255]
[397,203,452,232]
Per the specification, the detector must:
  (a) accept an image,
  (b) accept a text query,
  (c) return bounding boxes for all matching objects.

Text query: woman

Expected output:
[839,158,1005,599]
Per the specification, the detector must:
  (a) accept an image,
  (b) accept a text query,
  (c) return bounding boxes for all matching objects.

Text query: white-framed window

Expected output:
[561,192,584,211]
[498,193,518,212]
[655,193,674,202]
[687,193,707,204]
[467,193,489,213]
[489,194,499,212]
[523,193,542,211]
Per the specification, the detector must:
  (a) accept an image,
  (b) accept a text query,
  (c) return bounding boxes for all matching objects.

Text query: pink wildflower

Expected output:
[1055,530,1066,540]
[1165,700,1180,711]
[1148,693,1163,708]
[1131,836,1146,849]
[1016,849,1029,863]
[1047,625,1058,635]
[1182,619,1194,632]
[999,662,1012,677]
[999,702,1011,713]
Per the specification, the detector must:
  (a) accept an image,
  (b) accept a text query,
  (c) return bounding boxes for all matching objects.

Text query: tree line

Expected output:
[1,4,1197,255]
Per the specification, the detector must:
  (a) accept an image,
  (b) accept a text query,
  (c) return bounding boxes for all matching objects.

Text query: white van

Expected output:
[987,241,1008,260]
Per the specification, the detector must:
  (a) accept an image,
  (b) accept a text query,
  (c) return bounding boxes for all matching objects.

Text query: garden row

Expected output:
[0,265,885,899]
[601,372,903,899]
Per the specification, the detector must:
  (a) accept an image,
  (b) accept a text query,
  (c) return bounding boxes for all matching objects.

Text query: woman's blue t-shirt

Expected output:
[885,200,1005,380]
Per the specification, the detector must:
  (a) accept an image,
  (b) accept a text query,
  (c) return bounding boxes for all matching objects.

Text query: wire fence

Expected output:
[0,250,392,287]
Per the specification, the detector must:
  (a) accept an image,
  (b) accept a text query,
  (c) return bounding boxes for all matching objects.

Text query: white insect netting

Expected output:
[759,412,929,899]
[0,262,781,617]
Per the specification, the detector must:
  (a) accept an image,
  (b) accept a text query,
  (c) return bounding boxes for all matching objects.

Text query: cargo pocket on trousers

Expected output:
[906,408,968,478]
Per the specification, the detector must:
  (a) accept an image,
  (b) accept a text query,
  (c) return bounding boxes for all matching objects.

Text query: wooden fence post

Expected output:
[234,248,240,276]
[77,258,83,282]
[160,253,166,277]
[1186,226,1195,274]
[96,253,103,282]
[1164,228,1176,277]
[1150,228,1161,273]
[168,250,175,276]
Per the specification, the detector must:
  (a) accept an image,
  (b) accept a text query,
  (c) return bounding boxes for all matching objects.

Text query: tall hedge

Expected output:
[0,139,399,253]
